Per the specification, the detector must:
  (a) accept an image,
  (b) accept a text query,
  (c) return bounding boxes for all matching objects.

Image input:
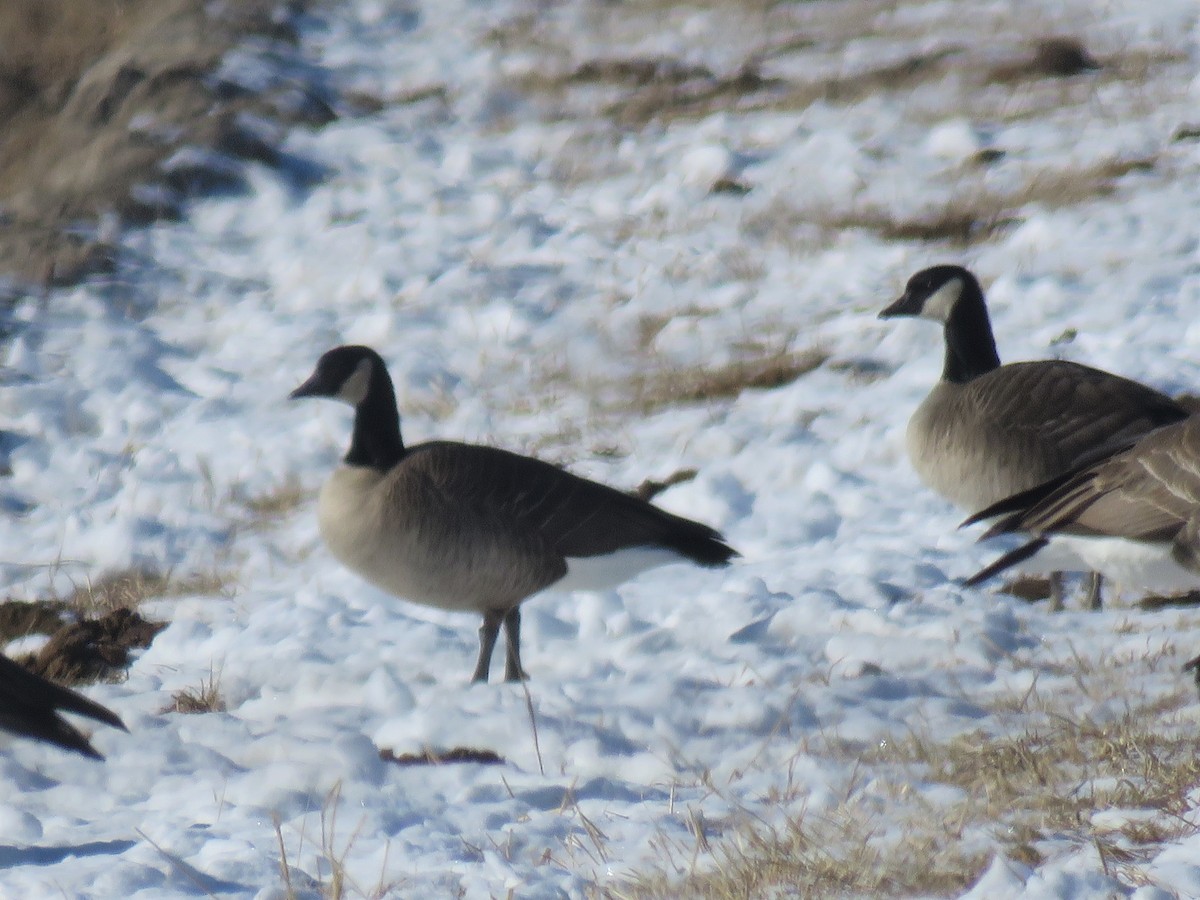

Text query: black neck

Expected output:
[942,278,1001,383]
[345,368,405,470]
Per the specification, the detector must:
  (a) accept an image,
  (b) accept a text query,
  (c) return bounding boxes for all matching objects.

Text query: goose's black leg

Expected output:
[1048,572,1066,613]
[502,606,529,682]
[472,609,504,683]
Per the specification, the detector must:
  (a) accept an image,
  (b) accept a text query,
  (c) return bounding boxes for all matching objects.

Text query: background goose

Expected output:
[964,415,1200,596]
[292,345,738,683]
[0,654,125,759]
[880,264,1187,609]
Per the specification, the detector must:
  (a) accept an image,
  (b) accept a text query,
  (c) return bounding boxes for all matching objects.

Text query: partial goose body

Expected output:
[965,415,1200,595]
[881,265,1187,606]
[0,653,126,759]
[316,443,727,613]
[908,360,1184,512]
[293,345,738,683]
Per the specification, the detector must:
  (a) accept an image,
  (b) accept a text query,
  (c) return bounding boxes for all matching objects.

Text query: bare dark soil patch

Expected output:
[379,746,506,767]
[0,0,330,290]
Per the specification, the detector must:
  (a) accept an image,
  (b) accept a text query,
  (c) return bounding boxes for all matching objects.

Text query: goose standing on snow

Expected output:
[291,345,738,683]
[0,653,125,758]
[879,264,1187,608]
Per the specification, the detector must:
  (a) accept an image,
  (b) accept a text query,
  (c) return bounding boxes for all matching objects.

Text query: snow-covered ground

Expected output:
[2,0,1200,896]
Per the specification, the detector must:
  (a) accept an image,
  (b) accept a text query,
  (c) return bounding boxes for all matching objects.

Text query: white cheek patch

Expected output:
[919,277,963,323]
[336,358,373,406]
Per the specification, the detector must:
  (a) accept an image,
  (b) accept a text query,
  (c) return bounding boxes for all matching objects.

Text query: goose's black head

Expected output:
[879,265,977,323]
[290,345,385,406]
[879,265,1000,383]
[292,345,404,469]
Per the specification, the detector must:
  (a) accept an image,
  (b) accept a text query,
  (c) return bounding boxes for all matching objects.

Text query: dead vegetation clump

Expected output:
[0,598,70,642]
[0,0,329,288]
[0,565,231,686]
[169,668,226,714]
[379,746,506,767]
[626,346,829,414]
[633,468,699,502]
[18,607,165,685]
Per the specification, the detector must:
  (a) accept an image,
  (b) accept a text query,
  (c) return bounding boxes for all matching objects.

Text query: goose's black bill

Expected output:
[290,370,334,399]
[878,291,919,318]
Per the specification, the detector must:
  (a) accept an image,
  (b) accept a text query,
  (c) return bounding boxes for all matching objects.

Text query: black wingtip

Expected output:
[693,538,739,568]
[0,655,125,758]
[68,735,105,761]
[962,538,1050,588]
[959,463,1101,532]
[47,684,127,734]
[978,512,1027,542]
[716,542,740,566]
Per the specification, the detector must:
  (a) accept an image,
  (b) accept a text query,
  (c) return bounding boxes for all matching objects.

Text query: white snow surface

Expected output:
[1,0,1200,896]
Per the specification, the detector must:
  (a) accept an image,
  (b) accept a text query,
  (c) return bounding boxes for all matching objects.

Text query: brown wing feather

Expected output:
[966,360,1186,470]
[405,442,736,565]
[995,416,1200,540]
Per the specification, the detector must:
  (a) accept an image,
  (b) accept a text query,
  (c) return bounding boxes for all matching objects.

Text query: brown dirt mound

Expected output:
[0,0,328,289]
[19,607,165,685]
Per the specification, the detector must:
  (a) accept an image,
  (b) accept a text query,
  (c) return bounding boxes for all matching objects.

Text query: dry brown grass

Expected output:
[869,711,1200,843]
[633,469,699,502]
[626,347,829,414]
[274,782,398,900]
[0,598,70,643]
[58,566,234,616]
[235,478,310,531]
[618,647,1200,898]
[619,805,989,899]
[0,0,323,286]
[169,668,226,714]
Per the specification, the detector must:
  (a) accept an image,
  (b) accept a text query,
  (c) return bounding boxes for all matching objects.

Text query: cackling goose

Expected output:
[0,653,126,759]
[292,345,738,683]
[880,264,1187,609]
